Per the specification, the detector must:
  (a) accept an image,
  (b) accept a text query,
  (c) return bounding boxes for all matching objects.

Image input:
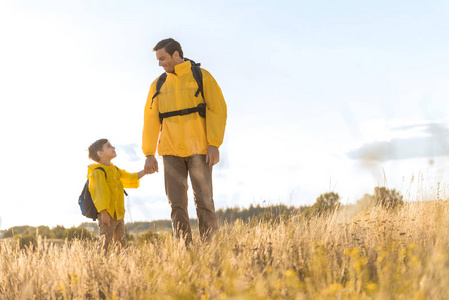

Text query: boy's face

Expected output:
[98,141,117,160]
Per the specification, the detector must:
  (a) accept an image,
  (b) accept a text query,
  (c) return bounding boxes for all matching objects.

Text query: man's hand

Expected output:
[206,146,220,167]
[144,155,159,174]
[100,210,112,226]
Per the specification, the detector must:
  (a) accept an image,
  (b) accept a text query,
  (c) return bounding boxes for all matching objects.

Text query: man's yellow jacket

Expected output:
[142,60,227,157]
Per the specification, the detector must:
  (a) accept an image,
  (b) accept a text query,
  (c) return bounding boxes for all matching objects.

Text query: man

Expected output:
[143,38,227,244]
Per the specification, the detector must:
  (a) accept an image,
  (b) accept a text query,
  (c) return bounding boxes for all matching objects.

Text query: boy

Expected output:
[87,138,147,250]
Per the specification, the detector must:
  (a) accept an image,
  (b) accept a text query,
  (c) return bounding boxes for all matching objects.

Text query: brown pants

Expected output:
[97,213,126,250]
[163,155,218,243]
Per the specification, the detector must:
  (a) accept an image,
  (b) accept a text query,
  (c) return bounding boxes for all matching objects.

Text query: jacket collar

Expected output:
[168,60,191,77]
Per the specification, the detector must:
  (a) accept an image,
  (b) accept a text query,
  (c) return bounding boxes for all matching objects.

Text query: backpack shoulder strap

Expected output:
[93,167,107,180]
[191,63,204,99]
[153,73,167,100]
[185,58,204,99]
[150,73,167,109]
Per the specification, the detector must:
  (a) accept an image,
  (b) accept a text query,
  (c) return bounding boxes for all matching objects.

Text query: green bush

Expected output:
[138,230,163,244]
[16,235,37,250]
[65,227,95,241]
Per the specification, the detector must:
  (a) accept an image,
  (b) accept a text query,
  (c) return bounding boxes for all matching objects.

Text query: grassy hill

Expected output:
[1,199,449,298]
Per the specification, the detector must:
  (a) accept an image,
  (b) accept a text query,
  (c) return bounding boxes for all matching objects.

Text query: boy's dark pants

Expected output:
[97,213,126,250]
[163,155,218,244]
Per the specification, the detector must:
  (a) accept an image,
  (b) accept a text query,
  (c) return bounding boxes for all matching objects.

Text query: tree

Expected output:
[23,226,52,238]
[52,225,67,239]
[315,192,340,212]
[374,187,403,209]
[303,192,341,217]
[3,228,14,238]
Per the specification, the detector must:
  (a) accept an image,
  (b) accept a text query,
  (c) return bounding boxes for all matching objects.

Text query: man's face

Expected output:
[156,48,177,73]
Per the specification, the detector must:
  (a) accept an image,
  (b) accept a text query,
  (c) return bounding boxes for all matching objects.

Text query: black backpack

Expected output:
[150,58,206,123]
[78,167,105,221]
[78,166,128,221]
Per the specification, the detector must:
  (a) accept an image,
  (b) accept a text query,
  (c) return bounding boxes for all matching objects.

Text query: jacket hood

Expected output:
[87,163,113,178]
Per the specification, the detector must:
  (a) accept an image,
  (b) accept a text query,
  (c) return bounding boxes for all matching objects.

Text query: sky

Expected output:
[1,0,449,230]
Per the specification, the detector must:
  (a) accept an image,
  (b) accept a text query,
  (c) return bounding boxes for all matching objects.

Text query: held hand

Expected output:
[100,210,112,226]
[205,146,220,167]
[144,156,159,174]
[138,170,146,179]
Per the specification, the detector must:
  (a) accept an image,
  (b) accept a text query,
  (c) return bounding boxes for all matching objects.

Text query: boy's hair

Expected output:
[153,38,184,59]
[88,139,108,162]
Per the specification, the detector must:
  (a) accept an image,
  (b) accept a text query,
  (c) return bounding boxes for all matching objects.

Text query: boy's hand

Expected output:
[138,170,147,179]
[145,155,159,174]
[100,210,112,226]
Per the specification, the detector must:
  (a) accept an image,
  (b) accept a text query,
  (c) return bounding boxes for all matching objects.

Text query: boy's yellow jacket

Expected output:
[87,163,139,220]
[142,60,227,157]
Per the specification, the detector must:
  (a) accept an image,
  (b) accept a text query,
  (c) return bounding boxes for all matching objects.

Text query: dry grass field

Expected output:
[1,200,449,299]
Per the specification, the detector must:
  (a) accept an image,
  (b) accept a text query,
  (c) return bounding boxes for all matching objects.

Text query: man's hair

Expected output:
[88,138,108,162]
[153,38,183,59]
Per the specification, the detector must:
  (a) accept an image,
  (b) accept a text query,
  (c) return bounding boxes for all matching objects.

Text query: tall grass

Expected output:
[2,200,449,299]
